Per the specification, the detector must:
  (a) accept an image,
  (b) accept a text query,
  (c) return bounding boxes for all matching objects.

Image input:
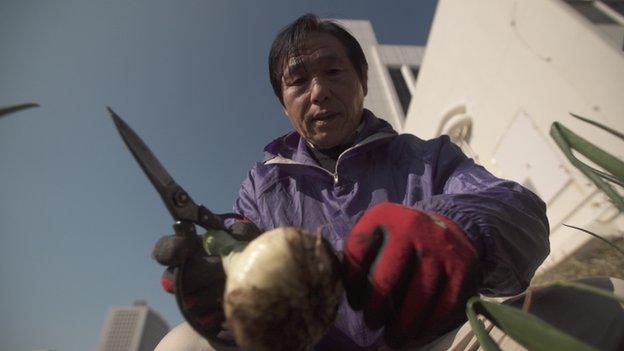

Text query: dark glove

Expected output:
[152,218,261,335]
[343,202,479,348]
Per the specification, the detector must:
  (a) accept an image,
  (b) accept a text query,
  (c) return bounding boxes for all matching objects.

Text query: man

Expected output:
[153,14,550,350]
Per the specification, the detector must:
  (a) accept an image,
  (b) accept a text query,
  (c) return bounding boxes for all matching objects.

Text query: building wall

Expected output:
[98,308,144,351]
[405,0,624,271]
[97,302,169,351]
[334,19,425,132]
[138,310,170,351]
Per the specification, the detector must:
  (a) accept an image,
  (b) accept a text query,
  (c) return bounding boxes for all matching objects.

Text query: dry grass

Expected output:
[532,237,624,285]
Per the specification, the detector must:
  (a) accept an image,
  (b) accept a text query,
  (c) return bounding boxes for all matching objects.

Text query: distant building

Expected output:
[97,300,169,351]
[334,19,425,133]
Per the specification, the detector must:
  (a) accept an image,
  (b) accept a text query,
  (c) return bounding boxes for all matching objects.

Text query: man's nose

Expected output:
[310,78,330,104]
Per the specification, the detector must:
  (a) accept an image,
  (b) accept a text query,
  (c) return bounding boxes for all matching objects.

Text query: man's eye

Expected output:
[327,68,343,76]
[287,77,306,86]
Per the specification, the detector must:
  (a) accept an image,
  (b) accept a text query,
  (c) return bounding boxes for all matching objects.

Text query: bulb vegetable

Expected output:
[203,227,343,351]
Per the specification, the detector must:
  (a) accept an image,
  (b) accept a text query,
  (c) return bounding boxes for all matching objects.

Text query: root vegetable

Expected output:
[203,227,343,351]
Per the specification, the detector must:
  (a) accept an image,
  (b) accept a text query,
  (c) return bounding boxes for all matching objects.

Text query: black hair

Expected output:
[268,14,368,104]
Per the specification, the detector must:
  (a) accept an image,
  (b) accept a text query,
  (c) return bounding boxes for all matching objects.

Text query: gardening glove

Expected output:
[344,202,479,348]
[152,218,261,335]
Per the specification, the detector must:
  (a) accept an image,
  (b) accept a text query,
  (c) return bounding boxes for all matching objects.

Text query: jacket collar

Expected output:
[262,109,397,165]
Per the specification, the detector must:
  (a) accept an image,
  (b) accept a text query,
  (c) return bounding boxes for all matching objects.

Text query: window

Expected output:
[564,0,624,50]
[411,67,420,82]
[387,66,411,115]
[565,0,619,24]
[387,65,420,116]
[604,0,624,17]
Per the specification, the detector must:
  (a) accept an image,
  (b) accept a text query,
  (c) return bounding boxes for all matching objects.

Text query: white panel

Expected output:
[492,110,571,204]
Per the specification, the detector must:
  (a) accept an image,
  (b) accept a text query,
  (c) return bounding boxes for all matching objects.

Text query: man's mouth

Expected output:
[310,112,339,125]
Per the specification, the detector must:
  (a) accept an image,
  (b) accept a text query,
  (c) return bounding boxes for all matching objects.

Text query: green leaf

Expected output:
[551,122,624,179]
[593,169,624,187]
[467,297,599,351]
[0,103,39,118]
[466,297,502,351]
[563,223,624,258]
[550,122,624,212]
[570,113,624,141]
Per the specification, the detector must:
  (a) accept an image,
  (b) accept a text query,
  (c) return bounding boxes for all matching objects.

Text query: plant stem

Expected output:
[202,229,248,274]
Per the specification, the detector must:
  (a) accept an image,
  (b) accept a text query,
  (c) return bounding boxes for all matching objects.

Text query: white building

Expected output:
[335,19,425,133]
[97,301,169,351]
[405,0,624,272]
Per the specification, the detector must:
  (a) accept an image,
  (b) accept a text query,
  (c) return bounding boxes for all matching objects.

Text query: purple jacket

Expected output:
[232,110,549,348]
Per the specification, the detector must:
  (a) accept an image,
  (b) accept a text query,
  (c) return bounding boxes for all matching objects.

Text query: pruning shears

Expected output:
[108,107,241,349]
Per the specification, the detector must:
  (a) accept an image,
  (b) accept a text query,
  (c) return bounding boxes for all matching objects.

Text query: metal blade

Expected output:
[0,103,39,119]
[107,106,177,197]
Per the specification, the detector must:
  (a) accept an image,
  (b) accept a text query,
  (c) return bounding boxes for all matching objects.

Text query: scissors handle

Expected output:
[172,220,197,238]
[172,221,238,349]
[196,205,226,231]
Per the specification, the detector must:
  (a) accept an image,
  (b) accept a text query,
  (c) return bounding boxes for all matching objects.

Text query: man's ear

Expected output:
[279,93,287,114]
[281,104,292,120]
[362,72,368,96]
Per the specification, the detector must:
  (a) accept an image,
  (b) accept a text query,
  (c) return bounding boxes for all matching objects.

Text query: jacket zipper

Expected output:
[265,132,395,185]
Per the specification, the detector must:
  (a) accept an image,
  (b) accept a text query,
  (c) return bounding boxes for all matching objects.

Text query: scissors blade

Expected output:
[0,102,39,119]
[108,107,176,189]
[107,107,196,219]
[108,107,227,230]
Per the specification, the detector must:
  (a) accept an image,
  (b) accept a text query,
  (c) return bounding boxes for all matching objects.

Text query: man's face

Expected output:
[280,32,367,149]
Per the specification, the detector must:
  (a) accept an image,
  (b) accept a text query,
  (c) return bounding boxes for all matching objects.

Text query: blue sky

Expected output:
[0,1,437,349]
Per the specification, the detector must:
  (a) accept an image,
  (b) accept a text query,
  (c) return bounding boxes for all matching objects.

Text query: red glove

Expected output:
[344,202,479,347]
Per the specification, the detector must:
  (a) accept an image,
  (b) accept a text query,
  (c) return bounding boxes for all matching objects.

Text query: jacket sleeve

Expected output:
[228,165,266,232]
[413,136,550,296]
